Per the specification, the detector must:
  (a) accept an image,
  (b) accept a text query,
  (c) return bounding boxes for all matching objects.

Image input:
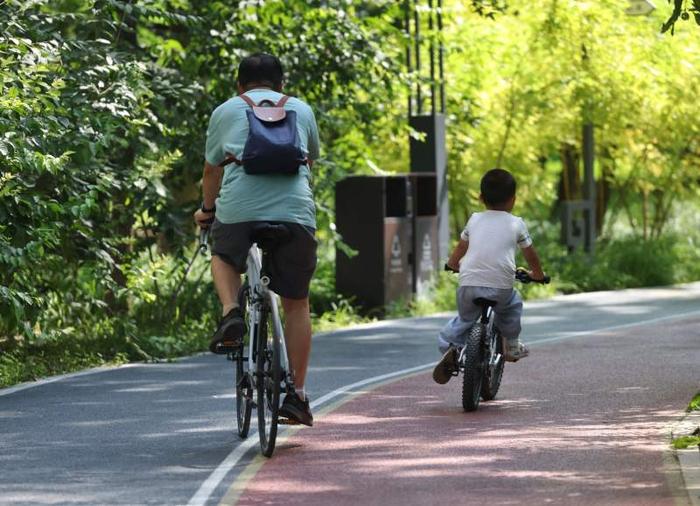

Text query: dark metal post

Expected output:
[437,0,445,113]
[405,0,413,117]
[414,3,422,114]
[428,0,436,116]
[582,123,596,253]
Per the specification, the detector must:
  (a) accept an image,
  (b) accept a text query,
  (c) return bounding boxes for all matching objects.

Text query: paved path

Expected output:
[1,283,699,505]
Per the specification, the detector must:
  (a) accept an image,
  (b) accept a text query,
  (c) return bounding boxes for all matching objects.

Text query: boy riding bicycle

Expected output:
[432,168,546,384]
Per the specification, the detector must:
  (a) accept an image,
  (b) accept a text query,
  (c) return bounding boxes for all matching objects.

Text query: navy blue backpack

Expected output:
[220,94,307,175]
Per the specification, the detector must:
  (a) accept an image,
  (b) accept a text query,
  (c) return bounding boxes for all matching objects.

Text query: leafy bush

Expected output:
[552,235,700,293]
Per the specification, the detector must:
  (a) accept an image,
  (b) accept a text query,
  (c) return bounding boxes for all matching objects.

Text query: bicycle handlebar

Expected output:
[444,264,551,284]
[444,263,459,274]
[515,267,550,284]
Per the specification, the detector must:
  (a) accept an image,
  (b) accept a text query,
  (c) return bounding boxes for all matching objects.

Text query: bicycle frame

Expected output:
[244,244,294,392]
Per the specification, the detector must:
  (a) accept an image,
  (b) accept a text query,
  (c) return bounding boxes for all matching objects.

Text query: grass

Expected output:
[672,434,700,450]
[671,391,700,450]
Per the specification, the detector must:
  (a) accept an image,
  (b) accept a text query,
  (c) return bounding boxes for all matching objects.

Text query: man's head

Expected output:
[236,53,284,93]
[480,168,516,211]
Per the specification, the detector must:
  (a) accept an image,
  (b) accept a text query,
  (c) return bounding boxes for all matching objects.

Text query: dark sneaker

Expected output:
[278,393,313,427]
[209,307,245,354]
[432,346,459,384]
[505,341,529,362]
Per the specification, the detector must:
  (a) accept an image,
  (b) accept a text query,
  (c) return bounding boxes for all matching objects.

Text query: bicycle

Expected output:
[444,265,550,412]
[201,224,297,457]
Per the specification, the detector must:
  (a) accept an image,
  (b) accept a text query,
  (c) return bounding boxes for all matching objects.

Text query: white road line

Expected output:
[529,309,700,345]
[187,307,700,506]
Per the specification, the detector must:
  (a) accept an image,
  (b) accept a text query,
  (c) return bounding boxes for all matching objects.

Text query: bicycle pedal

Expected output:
[278,417,301,426]
[216,344,238,355]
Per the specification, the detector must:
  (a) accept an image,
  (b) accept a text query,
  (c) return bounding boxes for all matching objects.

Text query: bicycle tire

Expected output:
[461,323,485,412]
[256,297,281,457]
[235,283,252,438]
[481,330,505,401]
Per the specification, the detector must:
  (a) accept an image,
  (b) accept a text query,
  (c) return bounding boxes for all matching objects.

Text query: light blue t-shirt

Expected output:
[205,89,320,228]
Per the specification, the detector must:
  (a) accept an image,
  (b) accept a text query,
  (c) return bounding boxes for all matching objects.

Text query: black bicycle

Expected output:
[445,265,550,412]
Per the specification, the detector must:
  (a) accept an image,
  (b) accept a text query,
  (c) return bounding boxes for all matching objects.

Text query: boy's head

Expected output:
[237,53,284,92]
[480,168,516,211]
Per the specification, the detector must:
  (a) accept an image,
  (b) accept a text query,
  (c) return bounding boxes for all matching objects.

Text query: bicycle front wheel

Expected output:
[256,297,281,457]
[461,324,485,412]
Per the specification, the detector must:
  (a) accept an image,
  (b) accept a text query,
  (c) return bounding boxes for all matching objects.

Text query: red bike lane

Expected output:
[228,317,699,505]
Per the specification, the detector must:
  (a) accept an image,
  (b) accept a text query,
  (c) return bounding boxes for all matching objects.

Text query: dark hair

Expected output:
[237,53,284,89]
[480,168,516,207]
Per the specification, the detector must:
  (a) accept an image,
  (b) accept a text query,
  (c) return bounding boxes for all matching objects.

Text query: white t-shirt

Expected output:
[458,210,533,289]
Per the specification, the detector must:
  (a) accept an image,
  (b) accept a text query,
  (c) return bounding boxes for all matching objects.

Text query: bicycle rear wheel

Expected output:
[235,283,252,438]
[235,348,252,438]
[461,324,485,412]
[256,298,281,457]
[481,330,505,401]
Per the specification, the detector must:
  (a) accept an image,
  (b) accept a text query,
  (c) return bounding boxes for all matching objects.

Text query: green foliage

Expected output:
[0,0,406,386]
[688,392,700,412]
[554,234,700,292]
[672,435,700,449]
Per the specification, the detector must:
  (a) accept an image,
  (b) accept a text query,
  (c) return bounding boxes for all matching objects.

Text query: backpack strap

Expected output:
[239,94,257,108]
[238,94,290,108]
[219,153,241,167]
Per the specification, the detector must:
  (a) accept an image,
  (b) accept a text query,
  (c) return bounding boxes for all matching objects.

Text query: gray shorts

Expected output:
[210,219,317,300]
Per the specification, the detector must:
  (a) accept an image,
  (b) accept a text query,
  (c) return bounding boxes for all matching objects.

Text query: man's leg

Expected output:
[211,255,241,315]
[280,296,312,397]
[209,255,245,353]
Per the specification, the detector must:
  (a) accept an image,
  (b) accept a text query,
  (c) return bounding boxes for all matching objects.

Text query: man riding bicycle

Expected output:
[193,53,319,426]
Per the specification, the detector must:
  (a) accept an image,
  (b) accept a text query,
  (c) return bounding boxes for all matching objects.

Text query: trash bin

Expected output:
[335,175,413,310]
[410,173,438,298]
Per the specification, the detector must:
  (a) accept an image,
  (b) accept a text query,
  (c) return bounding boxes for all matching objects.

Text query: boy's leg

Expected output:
[437,286,481,353]
[493,289,527,361]
[437,316,472,354]
[433,287,480,384]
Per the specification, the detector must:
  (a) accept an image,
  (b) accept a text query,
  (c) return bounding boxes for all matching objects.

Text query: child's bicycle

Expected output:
[444,265,550,412]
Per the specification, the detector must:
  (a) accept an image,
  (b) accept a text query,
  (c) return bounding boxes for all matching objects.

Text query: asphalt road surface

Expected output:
[1,283,699,505]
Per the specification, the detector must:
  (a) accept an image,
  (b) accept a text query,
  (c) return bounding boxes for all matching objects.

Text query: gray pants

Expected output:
[438,286,523,353]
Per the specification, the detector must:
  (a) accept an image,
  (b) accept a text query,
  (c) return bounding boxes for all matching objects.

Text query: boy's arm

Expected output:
[521,245,545,281]
[446,239,468,271]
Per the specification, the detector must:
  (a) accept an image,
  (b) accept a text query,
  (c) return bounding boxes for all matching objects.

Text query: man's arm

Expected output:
[193,161,223,227]
[521,245,545,281]
[446,239,468,271]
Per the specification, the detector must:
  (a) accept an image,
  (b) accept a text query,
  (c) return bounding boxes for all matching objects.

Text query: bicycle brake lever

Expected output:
[199,229,209,254]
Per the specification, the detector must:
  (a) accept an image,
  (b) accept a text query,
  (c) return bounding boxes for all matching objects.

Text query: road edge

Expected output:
[670,409,700,506]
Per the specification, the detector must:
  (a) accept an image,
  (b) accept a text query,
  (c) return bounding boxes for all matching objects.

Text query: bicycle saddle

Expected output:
[250,223,291,250]
[473,297,497,307]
